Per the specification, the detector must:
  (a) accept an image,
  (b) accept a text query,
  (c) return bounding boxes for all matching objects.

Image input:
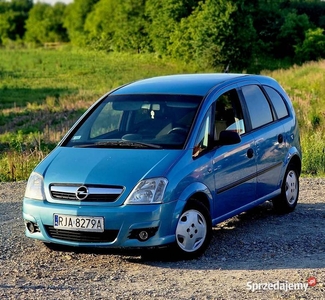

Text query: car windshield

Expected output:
[64,94,202,149]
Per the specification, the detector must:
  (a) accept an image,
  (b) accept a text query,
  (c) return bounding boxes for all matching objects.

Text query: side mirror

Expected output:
[218,130,241,145]
[193,131,241,158]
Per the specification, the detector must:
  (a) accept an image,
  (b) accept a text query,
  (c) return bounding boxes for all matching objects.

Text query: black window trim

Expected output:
[261,84,290,121]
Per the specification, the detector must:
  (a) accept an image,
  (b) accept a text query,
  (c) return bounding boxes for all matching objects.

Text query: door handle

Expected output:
[247,148,254,158]
[278,134,284,143]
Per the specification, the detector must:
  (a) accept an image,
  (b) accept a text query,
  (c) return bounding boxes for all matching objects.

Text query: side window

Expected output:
[241,85,273,129]
[193,107,212,157]
[215,89,245,140]
[263,86,289,119]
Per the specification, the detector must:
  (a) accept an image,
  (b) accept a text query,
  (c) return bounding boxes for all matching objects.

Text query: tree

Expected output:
[251,2,285,59]
[145,0,200,54]
[168,0,256,71]
[84,0,148,52]
[295,28,325,63]
[0,8,16,43]
[289,0,325,29]
[24,3,68,44]
[277,12,312,58]
[0,0,32,44]
[112,0,148,52]
[63,0,99,46]
[83,0,118,50]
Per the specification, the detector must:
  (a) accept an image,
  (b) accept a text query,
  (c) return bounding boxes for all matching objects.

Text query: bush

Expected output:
[295,28,325,64]
[301,130,325,176]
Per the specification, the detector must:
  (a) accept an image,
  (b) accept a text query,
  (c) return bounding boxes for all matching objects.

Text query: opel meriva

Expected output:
[23,74,301,259]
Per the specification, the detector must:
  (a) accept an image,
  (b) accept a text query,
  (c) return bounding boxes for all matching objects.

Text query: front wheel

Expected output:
[273,164,299,214]
[174,200,212,259]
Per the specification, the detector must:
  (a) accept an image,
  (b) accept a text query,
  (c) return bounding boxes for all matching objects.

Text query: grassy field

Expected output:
[264,61,325,176]
[0,47,324,181]
[0,47,211,181]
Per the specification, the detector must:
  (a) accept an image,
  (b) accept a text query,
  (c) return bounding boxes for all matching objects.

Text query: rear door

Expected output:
[239,84,288,199]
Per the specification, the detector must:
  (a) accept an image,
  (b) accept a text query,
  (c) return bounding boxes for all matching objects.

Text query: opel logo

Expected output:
[76,186,89,200]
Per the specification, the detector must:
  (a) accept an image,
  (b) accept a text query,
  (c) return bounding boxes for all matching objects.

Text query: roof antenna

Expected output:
[224,62,230,73]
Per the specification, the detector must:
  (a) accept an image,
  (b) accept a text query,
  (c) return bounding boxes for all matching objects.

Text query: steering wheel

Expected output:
[167,127,188,135]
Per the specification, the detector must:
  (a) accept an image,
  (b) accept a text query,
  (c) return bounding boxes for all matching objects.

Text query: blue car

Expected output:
[23,74,301,258]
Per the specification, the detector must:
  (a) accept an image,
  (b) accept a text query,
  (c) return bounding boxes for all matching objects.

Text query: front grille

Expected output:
[45,226,118,243]
[50,184,124,202]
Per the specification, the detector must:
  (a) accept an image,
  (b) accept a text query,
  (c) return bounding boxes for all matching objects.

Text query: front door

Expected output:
[211,88,257,219]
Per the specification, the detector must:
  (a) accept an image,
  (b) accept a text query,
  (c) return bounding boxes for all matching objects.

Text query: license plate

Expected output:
[54,214,104,232]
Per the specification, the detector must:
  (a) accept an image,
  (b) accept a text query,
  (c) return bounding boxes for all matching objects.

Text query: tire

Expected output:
[273,164,299,214]
[174,200,212,259]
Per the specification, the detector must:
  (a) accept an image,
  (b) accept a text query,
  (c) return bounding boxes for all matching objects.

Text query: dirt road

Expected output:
[0,178,324,299]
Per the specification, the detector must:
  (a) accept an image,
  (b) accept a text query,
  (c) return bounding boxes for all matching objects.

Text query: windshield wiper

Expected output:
[73,140,162,149]
[122,141,162,149]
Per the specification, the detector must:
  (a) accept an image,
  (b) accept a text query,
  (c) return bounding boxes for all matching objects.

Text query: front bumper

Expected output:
[23,198,179,248]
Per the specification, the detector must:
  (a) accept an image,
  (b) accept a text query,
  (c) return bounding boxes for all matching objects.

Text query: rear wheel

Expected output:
[174,200,212,259]
[273,164,299,214]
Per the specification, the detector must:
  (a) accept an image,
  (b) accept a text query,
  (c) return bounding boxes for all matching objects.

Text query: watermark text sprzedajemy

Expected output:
[247,277,317,293]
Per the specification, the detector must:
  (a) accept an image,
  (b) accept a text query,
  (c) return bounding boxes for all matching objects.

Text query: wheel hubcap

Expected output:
[176,209,207,252]
[285,170,298,205]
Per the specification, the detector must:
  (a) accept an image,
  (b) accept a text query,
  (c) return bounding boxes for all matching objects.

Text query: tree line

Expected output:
[1,0,325,72]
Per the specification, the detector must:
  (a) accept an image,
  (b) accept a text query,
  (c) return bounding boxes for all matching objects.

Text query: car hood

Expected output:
[37,146,182,192]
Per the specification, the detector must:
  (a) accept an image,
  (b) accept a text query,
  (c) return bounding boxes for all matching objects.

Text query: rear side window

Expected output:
[241,85,273,129]
[263,86,289,119]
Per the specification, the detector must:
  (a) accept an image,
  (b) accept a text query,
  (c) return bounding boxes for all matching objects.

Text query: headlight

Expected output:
[125,177,168,204]
[24,172,46,200]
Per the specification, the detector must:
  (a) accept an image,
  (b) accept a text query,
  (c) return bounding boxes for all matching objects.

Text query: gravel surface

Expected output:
[1,178,325,299]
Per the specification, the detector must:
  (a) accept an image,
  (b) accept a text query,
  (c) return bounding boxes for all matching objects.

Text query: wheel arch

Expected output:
[171,182,213,232]
[284,145,302,176]
[186,192,211,213]
[288,154,301,176]
[273,156,300,214]
[176,182,213,214]
[278,153,301,190]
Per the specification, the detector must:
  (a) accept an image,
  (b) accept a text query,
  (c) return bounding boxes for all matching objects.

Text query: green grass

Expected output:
[0,47,204,108]
[0,47,212,181]
[263,60,325,176]
[1,48,325,180]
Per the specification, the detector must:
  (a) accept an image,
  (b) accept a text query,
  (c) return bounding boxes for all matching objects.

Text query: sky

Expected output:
[34,0,73,4]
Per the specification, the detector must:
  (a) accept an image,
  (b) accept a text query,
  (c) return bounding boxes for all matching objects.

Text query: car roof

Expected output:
[111,73,250,96]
